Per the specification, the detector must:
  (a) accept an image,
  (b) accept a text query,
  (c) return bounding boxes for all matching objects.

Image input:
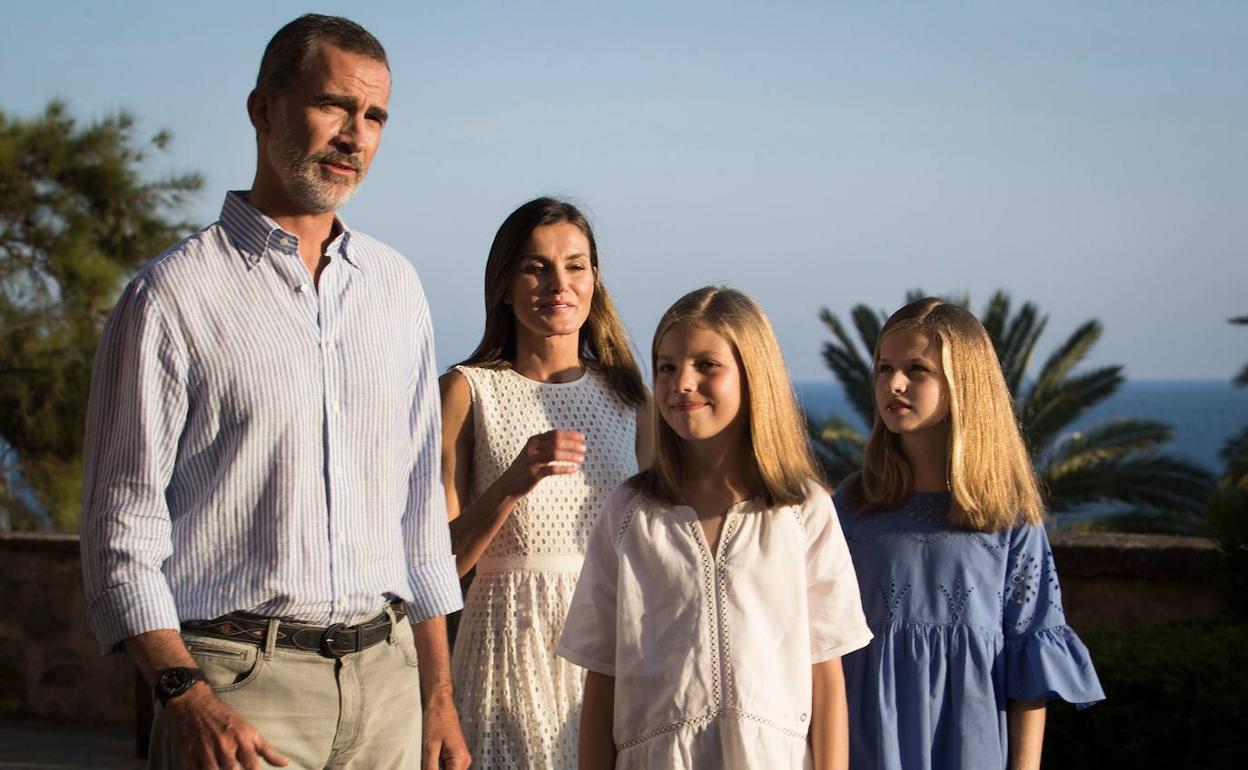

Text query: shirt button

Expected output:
[800,713,808,722]
[295,283,308,294]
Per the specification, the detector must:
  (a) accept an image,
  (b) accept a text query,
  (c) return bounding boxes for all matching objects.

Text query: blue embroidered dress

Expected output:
[836,489,1104,770]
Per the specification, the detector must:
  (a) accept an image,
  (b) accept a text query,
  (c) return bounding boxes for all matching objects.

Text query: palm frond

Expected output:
[1027,319,1102,402]
[1221,425,1248,490]
[996,301,1047,395]
[980,290,1009,343]
[1043,452,1214,515]
[819,307,875,424]
[850,305,883,360]
[807,414,865,486]
[816,413,867,446]
[1022,366,1123,453]
[1041,418,1173,471]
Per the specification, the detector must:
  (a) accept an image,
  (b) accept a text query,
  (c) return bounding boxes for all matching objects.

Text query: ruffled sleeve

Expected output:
[1002,524,1105,708]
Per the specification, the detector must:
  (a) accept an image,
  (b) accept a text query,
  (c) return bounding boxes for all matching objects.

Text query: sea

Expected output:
[795,379,1248,519]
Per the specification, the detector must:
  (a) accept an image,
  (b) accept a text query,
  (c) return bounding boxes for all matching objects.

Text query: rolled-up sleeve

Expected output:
[400,302,463,622]
[80,279,188,654]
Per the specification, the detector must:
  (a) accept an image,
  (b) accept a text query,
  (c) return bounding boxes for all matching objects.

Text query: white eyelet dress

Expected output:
[450,365,638,769]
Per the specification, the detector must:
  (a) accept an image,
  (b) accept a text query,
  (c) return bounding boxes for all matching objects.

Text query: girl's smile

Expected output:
[655,322,745,443]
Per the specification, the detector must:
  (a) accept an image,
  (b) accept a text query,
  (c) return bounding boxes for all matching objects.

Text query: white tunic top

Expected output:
[557,481,873,769]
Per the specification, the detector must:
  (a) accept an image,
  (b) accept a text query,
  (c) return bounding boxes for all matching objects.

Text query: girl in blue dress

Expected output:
[836,297,1104,769]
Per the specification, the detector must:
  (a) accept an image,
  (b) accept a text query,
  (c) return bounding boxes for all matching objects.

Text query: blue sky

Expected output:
[4,1,1245,381]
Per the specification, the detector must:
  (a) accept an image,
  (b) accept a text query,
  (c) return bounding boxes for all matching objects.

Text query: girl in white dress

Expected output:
[558,286,872,770]
[441,197,651,769]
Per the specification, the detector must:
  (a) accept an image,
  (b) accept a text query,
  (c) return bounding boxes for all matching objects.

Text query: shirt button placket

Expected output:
[318,261,346,615]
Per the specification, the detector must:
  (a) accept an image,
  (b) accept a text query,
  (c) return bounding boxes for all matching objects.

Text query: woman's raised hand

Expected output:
[500,429,586,498]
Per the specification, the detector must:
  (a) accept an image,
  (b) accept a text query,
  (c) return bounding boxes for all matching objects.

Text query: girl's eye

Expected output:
[567,263,586,271]
[656,363,675,373]
[876,365,892,375]
[909,365,929,374]
[697,360,720,370]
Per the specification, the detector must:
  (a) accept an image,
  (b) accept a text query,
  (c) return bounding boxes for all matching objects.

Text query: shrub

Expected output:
[1044,620,1248,768]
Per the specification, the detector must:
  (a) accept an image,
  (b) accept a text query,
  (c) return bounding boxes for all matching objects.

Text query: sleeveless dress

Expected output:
[450,365,638,769]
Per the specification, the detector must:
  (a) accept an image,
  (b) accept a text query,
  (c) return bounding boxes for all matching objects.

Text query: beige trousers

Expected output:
[149,608,423,769]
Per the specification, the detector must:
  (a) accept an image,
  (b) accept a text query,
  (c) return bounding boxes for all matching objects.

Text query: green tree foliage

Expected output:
[1043,620,1248,768]
[812,290,1214,531]
[0,101,201,530]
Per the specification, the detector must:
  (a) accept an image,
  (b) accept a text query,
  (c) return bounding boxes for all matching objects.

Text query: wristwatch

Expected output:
[155,667,208,705]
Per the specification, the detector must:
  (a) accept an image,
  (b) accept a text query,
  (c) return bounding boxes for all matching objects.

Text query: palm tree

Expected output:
[812,290,1214,531]
[1221,314,1248,490]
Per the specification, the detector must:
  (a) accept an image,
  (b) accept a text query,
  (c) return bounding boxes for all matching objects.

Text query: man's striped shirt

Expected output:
[80,191,462,653]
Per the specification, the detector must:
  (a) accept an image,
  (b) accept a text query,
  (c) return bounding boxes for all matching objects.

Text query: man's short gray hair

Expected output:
[255,14,389,94]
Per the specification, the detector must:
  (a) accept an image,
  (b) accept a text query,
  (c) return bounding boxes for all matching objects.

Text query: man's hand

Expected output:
[421,685,471,770]
[168,683,289,770]
[410,615,470,769]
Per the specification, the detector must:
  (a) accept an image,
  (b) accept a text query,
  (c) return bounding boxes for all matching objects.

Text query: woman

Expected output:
[441,197,651,768]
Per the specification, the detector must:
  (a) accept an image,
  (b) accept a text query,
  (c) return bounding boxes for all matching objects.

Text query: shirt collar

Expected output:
[218,191,362,270]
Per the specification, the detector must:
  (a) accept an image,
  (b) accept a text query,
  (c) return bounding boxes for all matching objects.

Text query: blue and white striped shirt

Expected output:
[81,191,462,653]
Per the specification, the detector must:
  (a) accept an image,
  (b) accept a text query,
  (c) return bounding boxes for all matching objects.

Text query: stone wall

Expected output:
[0,530,1231,728]
[1049,530,1225,628]
[0,533,135,727]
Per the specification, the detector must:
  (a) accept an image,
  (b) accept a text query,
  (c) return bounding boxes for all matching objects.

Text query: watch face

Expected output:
[159,669,191,691]
[157,668,200,702]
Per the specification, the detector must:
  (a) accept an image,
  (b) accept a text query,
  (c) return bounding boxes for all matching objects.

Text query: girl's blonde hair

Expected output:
[636,286,823,507]
[851,297,1044,531]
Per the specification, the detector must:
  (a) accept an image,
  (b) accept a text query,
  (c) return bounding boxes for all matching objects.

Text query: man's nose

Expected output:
[334,113,366,153]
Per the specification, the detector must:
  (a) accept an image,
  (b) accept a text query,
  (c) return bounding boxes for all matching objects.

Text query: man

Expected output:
[80,15,470,770]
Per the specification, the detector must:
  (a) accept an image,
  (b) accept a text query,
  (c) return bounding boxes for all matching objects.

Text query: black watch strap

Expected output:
[155,666,207,705]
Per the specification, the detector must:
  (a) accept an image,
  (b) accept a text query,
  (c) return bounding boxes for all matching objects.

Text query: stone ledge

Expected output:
[1049,530,1222,581]
[0,528,1232,727]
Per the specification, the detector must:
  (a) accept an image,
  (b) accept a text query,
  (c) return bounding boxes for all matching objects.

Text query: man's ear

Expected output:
[247,89,271,135]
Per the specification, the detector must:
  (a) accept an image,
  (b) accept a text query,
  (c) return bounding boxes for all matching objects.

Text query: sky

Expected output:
[4,1,1246,381]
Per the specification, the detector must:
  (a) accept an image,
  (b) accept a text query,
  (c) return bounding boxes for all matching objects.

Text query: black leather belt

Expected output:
[182,603,405,658]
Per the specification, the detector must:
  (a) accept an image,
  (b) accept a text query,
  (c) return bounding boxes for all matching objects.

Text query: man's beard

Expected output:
[273,137,366,215]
